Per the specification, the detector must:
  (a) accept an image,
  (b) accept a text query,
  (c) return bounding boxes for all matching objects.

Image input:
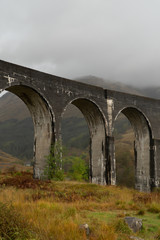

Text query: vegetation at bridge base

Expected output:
[64,156,90,181]
[44,142,89,182]
[63,155,89,181]
[44,142,64,181]
[0,172,160,239]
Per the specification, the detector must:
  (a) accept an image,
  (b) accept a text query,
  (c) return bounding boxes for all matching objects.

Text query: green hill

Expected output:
[0,117,34,161]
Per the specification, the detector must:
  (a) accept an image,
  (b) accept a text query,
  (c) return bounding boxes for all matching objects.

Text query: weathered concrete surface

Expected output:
[106,90,160,192]
[1,60,160,191]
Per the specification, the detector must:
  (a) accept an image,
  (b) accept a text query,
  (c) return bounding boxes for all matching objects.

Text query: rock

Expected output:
[130,236,144,240]
[79,223,90,236]
[125,217,143,233]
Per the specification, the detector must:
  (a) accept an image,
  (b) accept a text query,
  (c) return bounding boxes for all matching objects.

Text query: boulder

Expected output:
[79,223,90,236]
[125,217,143,233]
[130,236,144,240]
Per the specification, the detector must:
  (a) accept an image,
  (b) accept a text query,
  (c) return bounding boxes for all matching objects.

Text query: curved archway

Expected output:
[114,107,153,192]
[62,98,107,184]
[5,85,54,179]
[114,112,135,188]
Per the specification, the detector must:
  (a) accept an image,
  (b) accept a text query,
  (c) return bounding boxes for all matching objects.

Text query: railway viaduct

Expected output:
[0,60,160,192]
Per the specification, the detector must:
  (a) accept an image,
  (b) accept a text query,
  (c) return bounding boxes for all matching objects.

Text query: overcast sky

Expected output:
[1,0,160,87]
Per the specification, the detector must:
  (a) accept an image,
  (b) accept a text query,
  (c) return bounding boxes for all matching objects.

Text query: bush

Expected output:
[44,142,64,181]
[137,209,145,216]
[67,156,89,181]
[148,203,160,213]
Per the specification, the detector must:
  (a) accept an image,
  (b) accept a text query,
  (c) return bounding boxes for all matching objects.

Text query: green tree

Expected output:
[68,156,89,181]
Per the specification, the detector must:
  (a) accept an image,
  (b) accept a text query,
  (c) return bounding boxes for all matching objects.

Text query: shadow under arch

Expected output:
[115,107,154,192]
[62,98,108,185]
[5,85,54,179]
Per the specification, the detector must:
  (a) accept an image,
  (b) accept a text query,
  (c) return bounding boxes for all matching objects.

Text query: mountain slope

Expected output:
[75,76,143,95]
[141,87,160,99]
[0,92,30,121]
[0,149,32,172]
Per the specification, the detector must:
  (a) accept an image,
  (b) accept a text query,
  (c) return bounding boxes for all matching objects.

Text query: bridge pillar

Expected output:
[105,99,116,186]
[106,136,116,185]
[134,139,151,192]
[89,132,108,185]
[152,139,160,188]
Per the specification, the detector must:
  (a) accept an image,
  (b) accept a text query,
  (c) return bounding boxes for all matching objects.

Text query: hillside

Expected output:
[0,117,34,161]
[75,76,143,95]
[0,92,30,121]
[0,149,32,172]
[76,76,160,99]
[141,86,160,99]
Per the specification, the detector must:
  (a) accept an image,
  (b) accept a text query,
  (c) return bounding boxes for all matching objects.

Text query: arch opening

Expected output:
[114,107,153,192]
[0,90,34,169]
[114,113,135,188]
[62,98,107,185]
[4,85,54,179]
[61,104,90,182]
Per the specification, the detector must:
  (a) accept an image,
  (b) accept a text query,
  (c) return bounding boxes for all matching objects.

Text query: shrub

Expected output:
[137,209,145,216]
[67,156,89,181]
[148,203,160,213]
[44,142,64,181]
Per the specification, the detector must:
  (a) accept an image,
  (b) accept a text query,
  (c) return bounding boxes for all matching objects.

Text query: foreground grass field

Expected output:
[0,172,160,240]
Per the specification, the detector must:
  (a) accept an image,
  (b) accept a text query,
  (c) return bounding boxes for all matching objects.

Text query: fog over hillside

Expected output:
[76,76,160,99]
[76,76,142,95]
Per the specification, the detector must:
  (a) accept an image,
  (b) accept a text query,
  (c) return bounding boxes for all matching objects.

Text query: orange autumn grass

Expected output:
[0,172,160,240]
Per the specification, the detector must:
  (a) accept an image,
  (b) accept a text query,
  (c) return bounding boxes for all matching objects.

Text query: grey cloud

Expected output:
[1,0,160,86]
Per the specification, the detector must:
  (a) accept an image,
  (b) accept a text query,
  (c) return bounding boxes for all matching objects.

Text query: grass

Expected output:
[0,172,160,239]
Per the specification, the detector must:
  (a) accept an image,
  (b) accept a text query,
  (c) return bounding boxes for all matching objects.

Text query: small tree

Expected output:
[44,142,64,181]
[68,156,89,181]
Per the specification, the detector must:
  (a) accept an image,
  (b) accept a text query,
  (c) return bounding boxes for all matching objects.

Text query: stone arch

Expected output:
[114,107,153,192]
[62,98,108,185]
[4,85,54,179]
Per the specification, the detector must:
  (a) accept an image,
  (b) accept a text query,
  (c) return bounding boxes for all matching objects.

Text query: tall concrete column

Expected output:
[7,85,55,180]
[106,136,116,185]
[105,98,116,186]
[152,139,160,188]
